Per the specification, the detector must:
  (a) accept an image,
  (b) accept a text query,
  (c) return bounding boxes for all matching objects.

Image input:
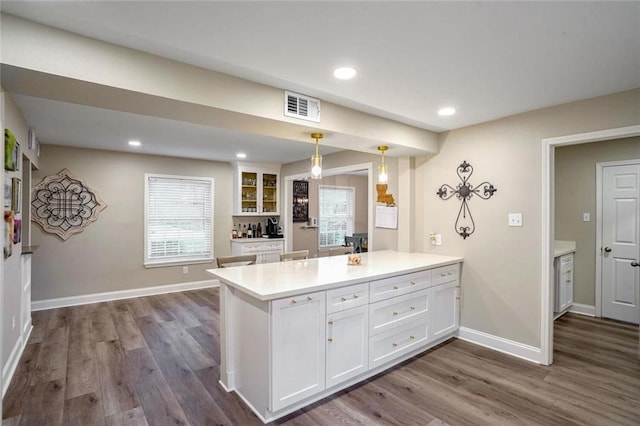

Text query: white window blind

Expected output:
[145,174,214,266]
[319,185,355,248]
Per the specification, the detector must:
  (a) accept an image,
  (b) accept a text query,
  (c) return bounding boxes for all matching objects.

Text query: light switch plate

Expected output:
[508,213,523,227]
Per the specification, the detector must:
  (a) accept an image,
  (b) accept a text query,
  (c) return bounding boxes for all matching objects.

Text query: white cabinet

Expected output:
[326,305,369,388]
[555,253,574,313]
[429,281,459,341]
[234,163,280,216]
[271,291,326,411]
[230,239,284,264]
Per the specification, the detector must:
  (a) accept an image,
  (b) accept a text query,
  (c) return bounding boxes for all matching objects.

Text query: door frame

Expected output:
[283,162,374,253]
[541,124,640,365]
[595,159,640,318]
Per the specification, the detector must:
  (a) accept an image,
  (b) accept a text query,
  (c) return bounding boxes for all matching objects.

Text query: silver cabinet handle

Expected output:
[341,297,347,302]
[307,296,313,301]
[290,299,297,304]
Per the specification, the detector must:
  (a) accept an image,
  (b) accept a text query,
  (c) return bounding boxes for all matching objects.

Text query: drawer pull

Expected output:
[341,297,347,302]
[410,281,416,285]
[393,286,399,290]
[410,306,416,310]
[328,338,333,343]
[291,299,297,304]
[353,295,358,299]
[448,272,453,276]
[456,296,461,300]
[328,320,333,325]
[307,296,313,301]
[440,273,447,277]
[392,343,398,347]
[410,335,415,340]
[392,311,399,316]
[566,280,571,284]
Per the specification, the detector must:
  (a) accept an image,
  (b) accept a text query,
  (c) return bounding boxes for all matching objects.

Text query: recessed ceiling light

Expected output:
[333,67,357,80]
[128,140,141,147]
[438,107,456,116]
[236,152,247,159]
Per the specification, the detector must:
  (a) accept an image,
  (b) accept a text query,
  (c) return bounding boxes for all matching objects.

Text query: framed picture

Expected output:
[12,178,21,213]
[292,180,309,223]
[28,129,36,150]
[4,210,13,258]
[36,139,40,158]
[4,179,11,209]
[13,219,21,244]
[13,141,20,172]
[4,128,16,171]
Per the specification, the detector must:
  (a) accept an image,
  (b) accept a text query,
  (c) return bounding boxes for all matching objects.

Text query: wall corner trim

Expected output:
[457,326,542,364]
[31,279,219,311]
[568,303,596,317]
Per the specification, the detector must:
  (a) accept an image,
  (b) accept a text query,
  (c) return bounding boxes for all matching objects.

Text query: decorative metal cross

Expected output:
[436,161,497,239]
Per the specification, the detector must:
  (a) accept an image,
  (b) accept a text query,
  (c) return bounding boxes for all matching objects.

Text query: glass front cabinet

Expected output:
[234,163,280,216]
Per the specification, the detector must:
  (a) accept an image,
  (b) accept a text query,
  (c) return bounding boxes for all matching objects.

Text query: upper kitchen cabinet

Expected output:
[234,163,280,216]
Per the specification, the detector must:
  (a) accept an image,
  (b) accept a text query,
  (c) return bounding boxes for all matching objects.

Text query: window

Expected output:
[319,185,355,248]
[145,174,214,266]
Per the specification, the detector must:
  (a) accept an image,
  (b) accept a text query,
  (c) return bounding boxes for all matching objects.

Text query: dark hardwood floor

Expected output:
[3,288,639,425]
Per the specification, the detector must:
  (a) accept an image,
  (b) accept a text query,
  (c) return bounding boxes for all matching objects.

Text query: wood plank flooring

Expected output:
[3,288,639,425]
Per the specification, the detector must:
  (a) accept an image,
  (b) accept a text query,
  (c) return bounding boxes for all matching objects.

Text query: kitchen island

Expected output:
[208,250,463,423]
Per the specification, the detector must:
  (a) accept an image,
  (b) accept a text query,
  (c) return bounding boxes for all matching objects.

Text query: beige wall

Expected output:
[31,145,234,301]
[555,137,640,306]
[416,89,640,348]
[281,150,399,253]
[291,174,368,258]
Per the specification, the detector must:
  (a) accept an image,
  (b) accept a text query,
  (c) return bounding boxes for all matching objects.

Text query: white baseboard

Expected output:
[31,279,219,311]
[457,326,542,364]
[569,303,596,317]
[2,324,32,398]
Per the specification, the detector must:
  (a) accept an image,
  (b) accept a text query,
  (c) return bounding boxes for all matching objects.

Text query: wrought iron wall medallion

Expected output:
[437,161,497,239]
[31,169,107,240]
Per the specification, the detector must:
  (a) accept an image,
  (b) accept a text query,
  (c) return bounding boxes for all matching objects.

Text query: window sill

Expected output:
[144,258,214,269]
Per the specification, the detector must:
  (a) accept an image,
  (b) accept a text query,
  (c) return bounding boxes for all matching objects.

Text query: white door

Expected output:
[326,305,368,388]
[602,164,640,324]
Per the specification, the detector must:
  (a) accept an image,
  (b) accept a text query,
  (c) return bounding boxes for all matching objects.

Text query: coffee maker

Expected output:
[266,217,282,238]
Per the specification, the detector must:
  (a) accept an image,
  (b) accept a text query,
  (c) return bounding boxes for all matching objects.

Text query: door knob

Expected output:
[632,261,640,267]
[604,247,612,253]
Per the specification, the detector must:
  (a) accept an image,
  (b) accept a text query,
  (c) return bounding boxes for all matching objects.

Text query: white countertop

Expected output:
[230,237,285,242]
[554,240,576,257]
[208,250,463,301]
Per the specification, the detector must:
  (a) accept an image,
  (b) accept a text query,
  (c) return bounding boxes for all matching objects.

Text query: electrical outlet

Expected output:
[508,213,523,227]
[12,316,16,331]
[182,266,189,274]
[583,212,590,222]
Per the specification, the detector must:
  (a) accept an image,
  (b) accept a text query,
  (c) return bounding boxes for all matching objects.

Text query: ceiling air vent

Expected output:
[284,90,321,122]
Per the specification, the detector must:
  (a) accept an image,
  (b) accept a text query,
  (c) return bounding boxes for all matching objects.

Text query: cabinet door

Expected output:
[235,166,280,216]
[429,281,459,341]
[271,291,326,411]
[326,305,368,388]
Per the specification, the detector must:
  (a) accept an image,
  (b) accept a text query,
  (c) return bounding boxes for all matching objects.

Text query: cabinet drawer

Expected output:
[369,318,429,369]
[370,270,430,302]
[431,264,459,286]
[327,283,369,314]
[369,289,429,336]
[238,242,268,253]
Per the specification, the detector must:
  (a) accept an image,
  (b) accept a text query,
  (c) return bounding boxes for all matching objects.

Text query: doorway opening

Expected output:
[283,163,374,256]
[541,125,640,365]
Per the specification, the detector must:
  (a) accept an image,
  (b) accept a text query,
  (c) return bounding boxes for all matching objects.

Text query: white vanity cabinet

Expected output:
[555,253,574,314]
[271,291,326,411]
[233,163,280,216]
[230,239,284,264]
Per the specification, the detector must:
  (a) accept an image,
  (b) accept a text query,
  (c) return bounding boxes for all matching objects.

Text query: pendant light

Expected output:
[377,145,389,184]
[310,132,323,179]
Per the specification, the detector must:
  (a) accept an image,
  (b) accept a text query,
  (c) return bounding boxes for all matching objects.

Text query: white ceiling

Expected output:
[2,1,639,162]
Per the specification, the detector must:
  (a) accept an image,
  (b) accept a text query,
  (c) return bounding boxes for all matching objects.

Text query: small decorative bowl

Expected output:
[347,255,362,265]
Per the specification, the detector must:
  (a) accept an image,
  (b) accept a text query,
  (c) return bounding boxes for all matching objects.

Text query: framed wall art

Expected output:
[292,180,309,223]
[12,178,21,213]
